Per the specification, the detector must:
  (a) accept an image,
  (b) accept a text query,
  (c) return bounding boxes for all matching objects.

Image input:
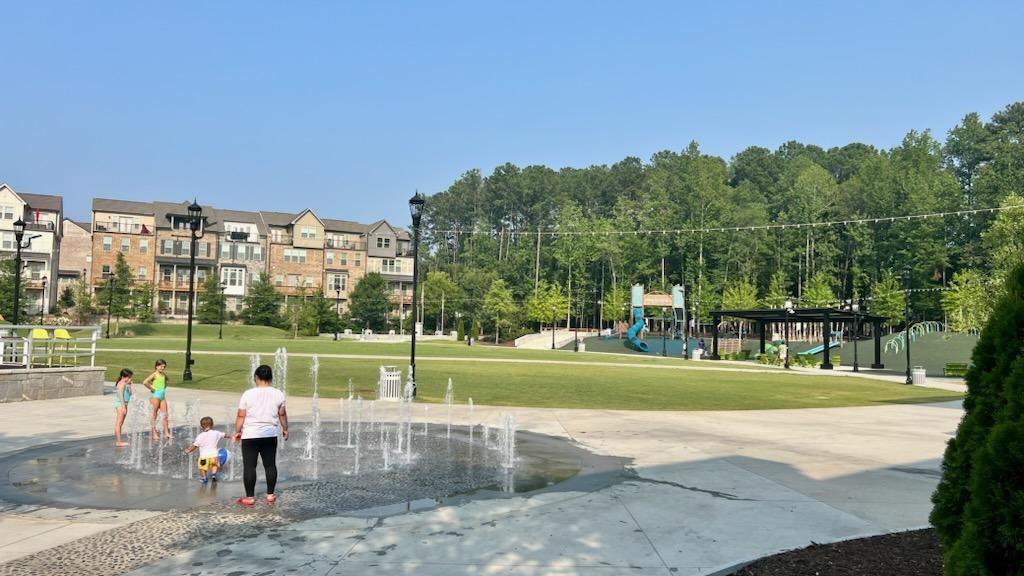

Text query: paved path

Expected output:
[0,387,962,575]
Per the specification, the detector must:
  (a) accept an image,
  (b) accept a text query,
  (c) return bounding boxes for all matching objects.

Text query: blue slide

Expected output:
[799,338,841,356]
[625,307,649,353]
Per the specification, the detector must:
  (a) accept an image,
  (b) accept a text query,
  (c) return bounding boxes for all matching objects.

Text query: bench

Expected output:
[944,362,969,378]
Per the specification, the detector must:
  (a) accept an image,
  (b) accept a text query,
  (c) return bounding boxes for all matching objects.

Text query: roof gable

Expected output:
[290,208,325,228]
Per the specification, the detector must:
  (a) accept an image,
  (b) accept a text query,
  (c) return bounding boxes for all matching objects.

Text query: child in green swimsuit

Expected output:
[113,368,133,447]
[143,359,172,440]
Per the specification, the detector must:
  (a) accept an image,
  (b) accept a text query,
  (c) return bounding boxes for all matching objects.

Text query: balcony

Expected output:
[94,221,154,235]
[395,247,414,257]
[158,279,209,291]
[325,238,366,250]
[270,235,294,245]
[24,221,57,232]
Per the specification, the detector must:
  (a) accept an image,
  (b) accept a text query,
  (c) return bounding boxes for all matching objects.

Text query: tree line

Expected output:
[416,102,1024,340]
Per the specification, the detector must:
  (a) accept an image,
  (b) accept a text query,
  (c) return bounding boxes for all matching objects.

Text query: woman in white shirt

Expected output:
[233,364,288,506]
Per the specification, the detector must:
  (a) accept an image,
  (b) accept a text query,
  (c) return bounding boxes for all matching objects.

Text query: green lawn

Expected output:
[95,349,962,411]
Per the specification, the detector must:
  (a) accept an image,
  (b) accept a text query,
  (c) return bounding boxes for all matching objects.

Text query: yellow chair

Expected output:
[30,328,51,367]
[54,329,75,367]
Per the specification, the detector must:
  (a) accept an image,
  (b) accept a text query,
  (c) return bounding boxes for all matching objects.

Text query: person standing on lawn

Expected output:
[233,364,288,506]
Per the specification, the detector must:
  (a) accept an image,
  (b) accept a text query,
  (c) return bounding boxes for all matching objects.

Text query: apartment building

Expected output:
[217,209,267,314]
[57,219,91,298]
[263,209,326,300]
[0,184,63,316]
[86,197,414,319]
[322,219,367,308]
[153,202,218,317]
[365,220,414,310]
[91,198,157,303]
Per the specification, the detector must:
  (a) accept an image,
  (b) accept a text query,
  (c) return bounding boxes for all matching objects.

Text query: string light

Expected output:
[428,203,1024,237]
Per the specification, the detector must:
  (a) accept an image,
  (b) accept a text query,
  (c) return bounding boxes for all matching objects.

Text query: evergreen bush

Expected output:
[931,264,1024,574]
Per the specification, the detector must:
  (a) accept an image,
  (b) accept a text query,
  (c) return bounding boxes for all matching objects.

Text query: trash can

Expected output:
[577,342,586,352]
[691,349,703,360]
[911,366,927,385]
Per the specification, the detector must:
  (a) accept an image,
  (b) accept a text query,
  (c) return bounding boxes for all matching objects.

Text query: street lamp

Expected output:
[551,304,557,350]
[408,191,425,397]
[183,200,204,381]
[39,276,47,324]
[10,219,40,327]
[784,299,793,369]
[903,268,912,385]
[218,280,226,340]
[850,300,860,373]
[105,272,115,338]
[334,288,342,341]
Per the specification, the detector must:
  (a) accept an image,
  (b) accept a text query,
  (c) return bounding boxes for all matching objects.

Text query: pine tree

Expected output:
[242,273,281,327]
[868,270,905,330]
[197,275,224,324]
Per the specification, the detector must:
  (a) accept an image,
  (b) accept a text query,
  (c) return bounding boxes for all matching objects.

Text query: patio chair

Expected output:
[54,328,76,367]
[29,328,52,367]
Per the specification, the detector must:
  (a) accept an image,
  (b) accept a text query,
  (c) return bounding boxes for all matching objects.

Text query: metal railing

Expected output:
[0,325,102,368]
[94,221,154,234]
[326,238,366,250]
[24,221,57,232]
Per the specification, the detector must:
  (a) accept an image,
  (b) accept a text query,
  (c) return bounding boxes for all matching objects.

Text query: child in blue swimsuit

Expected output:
[113,368,133,447]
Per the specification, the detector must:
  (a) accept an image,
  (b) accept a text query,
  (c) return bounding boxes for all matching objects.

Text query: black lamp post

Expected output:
[408,191,425,397]
[851,301,860,373]
[551,304,557,350]
[904,268,912,385]
[218,280,226,340]
[334,288,342,341]
[39,276,47,324]
[11,219,38,327]
[784,299,793,369]
[105,272,115,338]
[183,200,203,381]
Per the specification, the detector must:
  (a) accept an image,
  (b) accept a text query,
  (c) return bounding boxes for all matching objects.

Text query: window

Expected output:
[139,239,148,254]
[162,239,173,254]
[354,253,361,267]
[300,226,316,240]
[284,249,307,263]
[376,237,391,249]
[340,252,348,266]
[221,242,232,259]
[1,206,14,220]
[329,274,348,292]
[305,276,314,287]
[162,267,172,282]
[381,259,401,273]
[102,264,111,275]
[253,245,263,261]
[196,268,207,283]
[180,241,190,256]
[223,268,244,287]
[197,241,208,258]
[1,232,13,250]
[121,238,130,253]
[138,266,147,280]
[160,292,172,309]
[103,236,112,252]
[271,228,284,243]
[275,274,283,287]
[326,252,334,266]
[287,275,299,287]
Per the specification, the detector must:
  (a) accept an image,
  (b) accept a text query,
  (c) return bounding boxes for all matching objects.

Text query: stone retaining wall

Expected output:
[0,366,105,402]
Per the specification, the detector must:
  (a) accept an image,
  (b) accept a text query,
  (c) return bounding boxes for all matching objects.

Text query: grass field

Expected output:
[93,324,962,411]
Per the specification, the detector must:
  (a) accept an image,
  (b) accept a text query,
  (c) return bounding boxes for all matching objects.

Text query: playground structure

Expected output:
[625,284,685,353]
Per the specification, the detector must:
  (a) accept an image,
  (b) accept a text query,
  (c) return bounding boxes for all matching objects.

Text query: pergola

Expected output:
[709,307,887,370]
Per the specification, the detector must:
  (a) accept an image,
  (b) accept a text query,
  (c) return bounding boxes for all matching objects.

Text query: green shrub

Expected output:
[931,263,1024,574]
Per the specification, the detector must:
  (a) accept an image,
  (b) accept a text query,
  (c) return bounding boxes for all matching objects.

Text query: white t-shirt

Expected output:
[238,387,286,439]
[192,430,225,458]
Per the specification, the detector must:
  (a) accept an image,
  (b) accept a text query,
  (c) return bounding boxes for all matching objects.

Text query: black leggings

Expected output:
[241,436,278,497]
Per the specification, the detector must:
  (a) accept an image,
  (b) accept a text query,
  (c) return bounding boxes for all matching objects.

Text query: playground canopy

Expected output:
[709,307,888,370]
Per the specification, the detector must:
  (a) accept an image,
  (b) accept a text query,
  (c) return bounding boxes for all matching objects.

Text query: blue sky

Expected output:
[2,1,1022,223]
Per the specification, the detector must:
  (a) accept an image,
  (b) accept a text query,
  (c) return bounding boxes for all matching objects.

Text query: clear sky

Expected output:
[2,1,1022,224]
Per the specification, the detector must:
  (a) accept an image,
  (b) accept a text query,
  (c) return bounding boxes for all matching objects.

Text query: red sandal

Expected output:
[236,497,255,506]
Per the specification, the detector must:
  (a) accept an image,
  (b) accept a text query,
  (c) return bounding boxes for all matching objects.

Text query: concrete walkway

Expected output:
[0,387,962,575]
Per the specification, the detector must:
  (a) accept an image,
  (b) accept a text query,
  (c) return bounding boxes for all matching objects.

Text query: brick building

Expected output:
[57,219,92,299]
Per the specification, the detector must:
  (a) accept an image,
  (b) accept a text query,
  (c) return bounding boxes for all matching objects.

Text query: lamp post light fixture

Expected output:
[851,301,860,373]
[334,288,343,341]
[105,272,115,339]
[408,191,425,397]
[183,200,204,382]
[784,299,794,369]
[10,219,40,327]
[903,268,912,385]
[39,276,47,324]
[218,280,226,340]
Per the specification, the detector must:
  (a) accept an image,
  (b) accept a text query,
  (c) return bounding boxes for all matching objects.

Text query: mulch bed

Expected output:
[731,528,943,576]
